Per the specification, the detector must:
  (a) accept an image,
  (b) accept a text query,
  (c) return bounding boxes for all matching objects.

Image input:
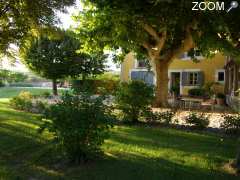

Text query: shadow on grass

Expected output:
[110,126,237,160]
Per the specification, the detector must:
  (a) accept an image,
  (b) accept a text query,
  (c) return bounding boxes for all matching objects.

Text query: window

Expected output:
[136,60,147,68]
[189,72,198,85]
[218,72,225,82]
[180,49,203,60]
[216,70,225,83]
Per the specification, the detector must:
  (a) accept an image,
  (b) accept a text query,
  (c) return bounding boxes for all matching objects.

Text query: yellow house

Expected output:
[121,52,226,95]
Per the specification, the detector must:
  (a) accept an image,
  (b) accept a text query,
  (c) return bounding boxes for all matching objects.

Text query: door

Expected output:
[170,72,181,96]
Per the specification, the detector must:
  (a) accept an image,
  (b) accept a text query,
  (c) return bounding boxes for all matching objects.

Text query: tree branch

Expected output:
[143,24,161,42]
[167,24,195,62]
[143,24,167,52]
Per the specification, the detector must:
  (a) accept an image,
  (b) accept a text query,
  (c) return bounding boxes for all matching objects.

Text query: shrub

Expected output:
[115,81,154,123]
[185,112,210,129]
[221,114,240,135]
[188,88,206,97]
[39,92,115,163]
[42,91,51,98]
[216,93,225,99]
[144,110,175,125]
[9,83,34,87]
[0,80,5,87]
[33,100,49,114]
[10,91,33,111]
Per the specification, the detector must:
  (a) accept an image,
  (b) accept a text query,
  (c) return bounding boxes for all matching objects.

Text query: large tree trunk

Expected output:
[154,59,170,107]
[52,79,58,96]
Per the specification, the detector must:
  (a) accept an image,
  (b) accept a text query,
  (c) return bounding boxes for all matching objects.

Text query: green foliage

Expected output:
[0,69,28,83]
[221,114,240,135]
[74,1,240,62]
[188,88,206,97]
[144,110,175,125]
[39,92,115,163]
[185,112,210,130]
[115,81,154,123]
[71,79,119,95]
[9,83,33,87]
[42,92,51,98]
[0,80,5,87]
[0,0,75,56]
[216,93,225,99]
[23,31,106,94]
[10,91,33,111]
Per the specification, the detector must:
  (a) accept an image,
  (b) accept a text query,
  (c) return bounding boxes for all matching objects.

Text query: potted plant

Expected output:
[170,86,179,99]
[216,93,225,105]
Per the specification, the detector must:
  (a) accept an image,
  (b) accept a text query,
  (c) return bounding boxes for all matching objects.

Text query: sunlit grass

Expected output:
[0,98,238,179]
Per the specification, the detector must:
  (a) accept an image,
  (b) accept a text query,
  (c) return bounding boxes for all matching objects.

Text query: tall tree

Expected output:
[74,0,240,107]
[0,0,75,56]
[23,31,106,95]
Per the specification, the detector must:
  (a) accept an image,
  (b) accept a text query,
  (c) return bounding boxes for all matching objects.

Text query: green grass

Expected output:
[0,87,65,98]
[0,98,239,179]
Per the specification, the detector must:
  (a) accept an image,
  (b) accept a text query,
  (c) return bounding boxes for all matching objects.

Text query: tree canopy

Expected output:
[0,0,75,56]
[23,31,106,95]
[74,0,240,106]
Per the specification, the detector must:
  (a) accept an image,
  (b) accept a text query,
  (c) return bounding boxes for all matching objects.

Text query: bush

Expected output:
[10,91,33,111]
[144,110,175,125]
[0,80,5,87]
[42,91,51,98]
[185,112,209,129]
[33,100,49,114]
[115,81,154,123]
[71,79,119,95]
[9,83,33,87]
[216,93,225,99]
[39,92,115,163]
[188,88,206,97]
[221,114,240,135]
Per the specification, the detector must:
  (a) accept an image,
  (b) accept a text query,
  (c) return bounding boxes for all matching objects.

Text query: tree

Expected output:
[23,31,106,95]
[74,0,240,107]
[0,0,75,56]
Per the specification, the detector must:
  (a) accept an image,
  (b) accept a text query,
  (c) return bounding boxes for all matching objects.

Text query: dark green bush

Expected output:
[39,92,115,163]
[0,80,5,87]
[33,100,49,114]
[221,114,240,135]
[71,79,119,95]
[216,93,225,99]
[188,88,206,97]
[9,83,33,87]
[185,112,209,129]
[41,91,51,98]
[115,81,154,123]
[144,110,176,125]
[10,91,33,111]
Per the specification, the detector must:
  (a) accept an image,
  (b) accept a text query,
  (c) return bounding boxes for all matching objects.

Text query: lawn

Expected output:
[0,87,66,98]
[0,98,239,180]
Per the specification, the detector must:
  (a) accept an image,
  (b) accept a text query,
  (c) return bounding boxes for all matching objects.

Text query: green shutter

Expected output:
[197,71,204,86]
[182,72,189,86]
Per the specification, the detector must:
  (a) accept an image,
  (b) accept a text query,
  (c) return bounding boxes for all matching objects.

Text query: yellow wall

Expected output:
[121,52,226,95]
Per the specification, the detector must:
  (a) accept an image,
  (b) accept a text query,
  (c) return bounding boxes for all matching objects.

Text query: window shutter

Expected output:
[130,71,154,85]
[182,72,189,86]
[197,71,204,86]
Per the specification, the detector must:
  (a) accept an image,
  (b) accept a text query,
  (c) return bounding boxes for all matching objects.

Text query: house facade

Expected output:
[120,52,226,96]
[224,57,240,111]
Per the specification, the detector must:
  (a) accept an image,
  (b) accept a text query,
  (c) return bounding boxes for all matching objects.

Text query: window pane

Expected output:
[218,72,224,81]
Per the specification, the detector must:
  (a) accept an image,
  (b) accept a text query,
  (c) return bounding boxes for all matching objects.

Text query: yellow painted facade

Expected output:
[121,52,226,95]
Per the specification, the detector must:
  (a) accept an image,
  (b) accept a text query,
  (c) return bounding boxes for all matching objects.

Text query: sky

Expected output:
[2,0,120,73]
